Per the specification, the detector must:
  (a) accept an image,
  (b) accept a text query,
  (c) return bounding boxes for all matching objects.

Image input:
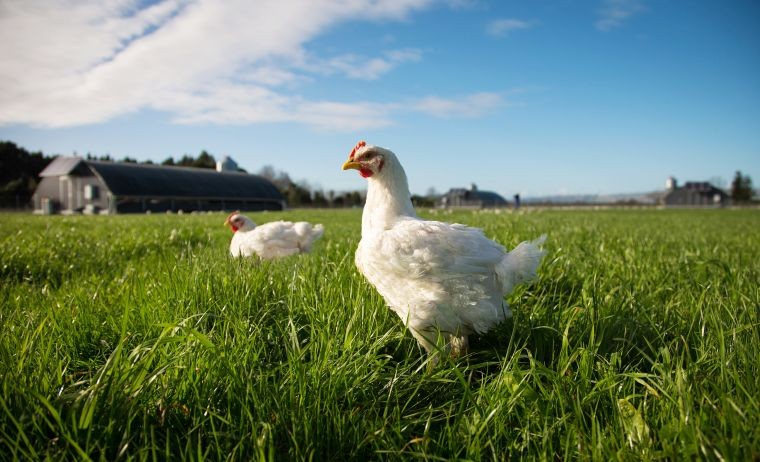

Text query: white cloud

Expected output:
[241,66,305,87]
[324,48,422,80]
[486,18,533,37]
[293,100,396,131]
[3,0,482,131]
[596,0,645,31]
[167,89,506,131]
[411,93,504,118]
[445,0,482,10]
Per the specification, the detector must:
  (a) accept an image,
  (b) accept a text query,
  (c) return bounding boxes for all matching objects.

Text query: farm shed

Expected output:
[438,184,509,208]
[662,177,728,207]
[33,157,285,214]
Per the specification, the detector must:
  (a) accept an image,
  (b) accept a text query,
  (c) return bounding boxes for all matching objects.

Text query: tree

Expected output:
[411,195,435,207]
[257,165,276,181]
[312,190,328,207]
[286,183,312,207]
[257,165,295,194]
[328,190,335,207]
[0,141,53,208]
[86,153,113,162]
[349,191,363,206]
[731,171,753,203]
[193,150,216,169]
[333,190,364,207]
[177,155,195,167]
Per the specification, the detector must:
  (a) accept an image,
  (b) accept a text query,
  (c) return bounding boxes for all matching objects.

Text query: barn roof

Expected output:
[443,187,508,205]
[471,190,508,205]
[88,161,283,200]
[39,156,87,177]
[39,156,284,201]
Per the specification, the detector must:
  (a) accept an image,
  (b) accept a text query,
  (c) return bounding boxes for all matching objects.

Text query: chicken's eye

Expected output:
[363,152,377,160]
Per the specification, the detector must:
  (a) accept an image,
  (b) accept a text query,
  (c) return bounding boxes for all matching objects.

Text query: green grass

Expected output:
[1,208,758,460]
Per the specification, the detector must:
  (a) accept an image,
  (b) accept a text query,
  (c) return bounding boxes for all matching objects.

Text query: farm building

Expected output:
[662,177,728,207]
[437,184,509,208]
[32,156,285,214]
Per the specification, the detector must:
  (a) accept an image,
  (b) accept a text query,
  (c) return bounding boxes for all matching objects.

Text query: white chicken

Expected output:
[342,141,546,359]
[224,211,324,259]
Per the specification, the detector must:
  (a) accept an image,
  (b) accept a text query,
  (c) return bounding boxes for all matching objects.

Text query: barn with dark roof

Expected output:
[662,177,728,207]
[33,157,285,214]
[437,184,509,208]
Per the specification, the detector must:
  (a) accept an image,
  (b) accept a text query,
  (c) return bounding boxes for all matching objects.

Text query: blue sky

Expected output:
[1,0,758,197]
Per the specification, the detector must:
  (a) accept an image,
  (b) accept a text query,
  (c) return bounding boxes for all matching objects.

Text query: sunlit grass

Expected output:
[1,208,758,460]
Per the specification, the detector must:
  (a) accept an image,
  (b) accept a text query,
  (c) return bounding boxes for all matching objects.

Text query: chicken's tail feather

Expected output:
[313,223,324,239]
[296,223,324,252]
[497,235,547,295]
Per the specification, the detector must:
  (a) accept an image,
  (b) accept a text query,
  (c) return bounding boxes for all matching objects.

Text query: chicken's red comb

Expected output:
[348,140,366,161]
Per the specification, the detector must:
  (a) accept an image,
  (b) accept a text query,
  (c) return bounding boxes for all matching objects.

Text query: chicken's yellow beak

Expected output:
[224,210,239,228]
[342,160,361,171]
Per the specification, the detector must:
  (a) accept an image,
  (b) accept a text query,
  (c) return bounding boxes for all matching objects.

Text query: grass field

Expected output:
[1,208,759,460]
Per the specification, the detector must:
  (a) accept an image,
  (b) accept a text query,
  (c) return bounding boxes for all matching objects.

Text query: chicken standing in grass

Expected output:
[224,211,324,259]
[342,141,546,359]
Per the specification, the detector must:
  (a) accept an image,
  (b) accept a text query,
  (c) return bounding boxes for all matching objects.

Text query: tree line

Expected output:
[2,139,756,209]
[86,150,221,170]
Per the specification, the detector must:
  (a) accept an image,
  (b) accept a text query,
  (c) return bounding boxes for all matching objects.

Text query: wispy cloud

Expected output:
[596,0,645,31]
[411,93,505,118]
[445,0,482,9]
[486,18,533,38]
[324,48,422,80]
[165,89,507,131]
[0,0,505,131]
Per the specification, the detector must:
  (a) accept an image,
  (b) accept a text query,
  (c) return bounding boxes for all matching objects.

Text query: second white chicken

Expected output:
[224,211,324,259]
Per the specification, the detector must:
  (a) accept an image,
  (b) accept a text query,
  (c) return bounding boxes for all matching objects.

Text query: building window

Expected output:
[84,184,99,200]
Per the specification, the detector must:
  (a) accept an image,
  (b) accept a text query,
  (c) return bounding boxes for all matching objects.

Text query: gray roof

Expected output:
[471,190,508,205]
[444,188,508,205]
[39,156,87,177]
[39,157,284,201]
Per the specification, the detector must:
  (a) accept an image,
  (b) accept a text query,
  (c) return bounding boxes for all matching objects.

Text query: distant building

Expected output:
[438,183,509,208]
[216,155,239,172]
[662,177,727,207]
[33,157,285,214]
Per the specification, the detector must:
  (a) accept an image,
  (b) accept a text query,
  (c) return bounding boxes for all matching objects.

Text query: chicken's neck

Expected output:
[362,165,417,232]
